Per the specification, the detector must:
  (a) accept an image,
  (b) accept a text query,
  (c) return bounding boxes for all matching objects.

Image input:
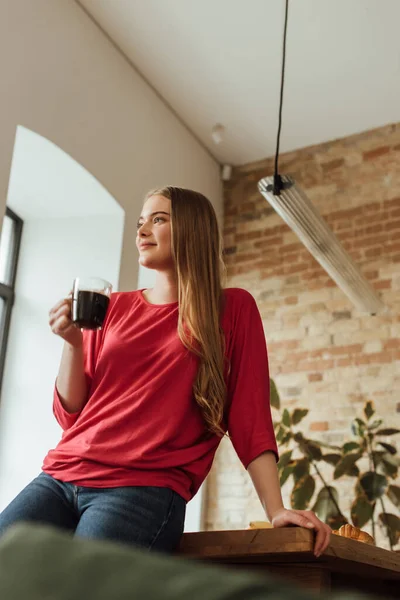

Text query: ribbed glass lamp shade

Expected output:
[258,175,386,314]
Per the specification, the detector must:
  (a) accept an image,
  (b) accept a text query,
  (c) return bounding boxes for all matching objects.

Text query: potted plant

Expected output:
[271,380,400,549]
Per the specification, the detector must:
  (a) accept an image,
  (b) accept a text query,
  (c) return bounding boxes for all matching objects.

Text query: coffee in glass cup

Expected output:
[72,277,112,330]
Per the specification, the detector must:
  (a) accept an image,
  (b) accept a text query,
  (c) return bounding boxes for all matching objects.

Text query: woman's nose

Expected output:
[138,224,150,236]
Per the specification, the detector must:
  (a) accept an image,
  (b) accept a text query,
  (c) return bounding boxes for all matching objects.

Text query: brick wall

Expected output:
[205,123,400,548]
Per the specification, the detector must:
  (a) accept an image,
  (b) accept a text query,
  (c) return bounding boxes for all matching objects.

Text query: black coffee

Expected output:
[72,290,110,330]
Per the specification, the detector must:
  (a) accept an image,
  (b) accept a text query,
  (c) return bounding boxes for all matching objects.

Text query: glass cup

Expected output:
[72,277,112,330]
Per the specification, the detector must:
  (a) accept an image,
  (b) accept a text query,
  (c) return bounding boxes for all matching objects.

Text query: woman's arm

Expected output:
[49,295,87,414]
[56,341,88,414]
[247,451,331,557]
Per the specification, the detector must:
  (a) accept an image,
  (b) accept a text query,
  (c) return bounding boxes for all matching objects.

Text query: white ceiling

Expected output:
[78,0,400,166]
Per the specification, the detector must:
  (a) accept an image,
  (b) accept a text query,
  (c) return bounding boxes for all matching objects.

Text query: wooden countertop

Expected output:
[178,528,400,580]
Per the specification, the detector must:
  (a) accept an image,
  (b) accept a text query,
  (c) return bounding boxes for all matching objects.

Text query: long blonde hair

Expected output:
[146,186,227,436]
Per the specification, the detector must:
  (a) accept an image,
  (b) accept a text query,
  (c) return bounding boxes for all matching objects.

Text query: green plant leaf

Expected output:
[372,450,385,467]
[380,456,398,480]
[350,495,375,528]
[292,458,310,483]
[277,450,293,471]
[270,379,280,410]
[375,428,400,436]
[367,419,383,431]
[291,408,309,425]
[377,442,397,455]
[348,464,360,477]
[359,472,388,501]
[342,441,361,454]
[378,513,400,546]
[279,465,294,486]
[334,452,362,480]
[328,514,348,529]
[351,418,367,437]
[364,400,375,421]
[312,486,340,523]
[298,439,322,461]
[282,409,291,428]
[275,426,285,443]
[322,453,341,466]
[387,485,400,508]
[281,431,293,445]
[291,475,315,510]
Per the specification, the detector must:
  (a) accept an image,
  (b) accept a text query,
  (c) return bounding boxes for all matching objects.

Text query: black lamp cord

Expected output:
[273,0,289,194]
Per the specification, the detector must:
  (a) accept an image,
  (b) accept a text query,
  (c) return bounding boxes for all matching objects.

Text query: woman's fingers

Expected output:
[273,509,331,558]
[49,295,71,316]
[49,296,74,336]
[301,511,331,557]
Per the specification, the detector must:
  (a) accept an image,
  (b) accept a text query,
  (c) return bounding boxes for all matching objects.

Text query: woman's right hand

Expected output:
[49,295,83,347]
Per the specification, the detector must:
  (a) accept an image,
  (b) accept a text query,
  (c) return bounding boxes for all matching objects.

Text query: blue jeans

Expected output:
[0,472,186,551]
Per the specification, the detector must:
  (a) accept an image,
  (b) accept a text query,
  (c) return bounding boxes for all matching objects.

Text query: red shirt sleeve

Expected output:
[225,290,278,468]
[53,327,104,430]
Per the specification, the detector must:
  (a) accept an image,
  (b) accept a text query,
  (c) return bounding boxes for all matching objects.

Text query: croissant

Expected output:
[332,524,375,545]
[248,521,273,529]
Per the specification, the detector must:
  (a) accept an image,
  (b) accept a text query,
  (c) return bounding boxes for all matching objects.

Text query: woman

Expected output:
[0,187,330,555]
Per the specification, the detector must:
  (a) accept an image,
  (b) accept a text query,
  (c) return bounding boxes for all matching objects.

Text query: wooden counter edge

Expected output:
[178,528,400,576]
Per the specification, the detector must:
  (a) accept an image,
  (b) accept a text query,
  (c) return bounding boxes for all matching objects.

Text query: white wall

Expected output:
[0,0,223,294]
[0,214,124,508]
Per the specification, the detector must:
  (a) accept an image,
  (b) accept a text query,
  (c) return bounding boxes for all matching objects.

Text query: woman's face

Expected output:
[136,195,174,271]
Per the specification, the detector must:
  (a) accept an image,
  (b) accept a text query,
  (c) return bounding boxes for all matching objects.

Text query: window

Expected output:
[0,208,23,394]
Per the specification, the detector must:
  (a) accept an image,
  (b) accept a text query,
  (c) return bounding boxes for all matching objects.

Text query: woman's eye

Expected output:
[154,217,165,223]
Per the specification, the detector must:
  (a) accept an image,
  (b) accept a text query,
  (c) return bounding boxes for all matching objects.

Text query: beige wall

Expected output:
[0,0,222,291]
[206,123,400,549]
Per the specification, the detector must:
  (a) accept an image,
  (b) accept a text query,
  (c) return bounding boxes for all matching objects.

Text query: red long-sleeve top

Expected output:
[42,288,278,501]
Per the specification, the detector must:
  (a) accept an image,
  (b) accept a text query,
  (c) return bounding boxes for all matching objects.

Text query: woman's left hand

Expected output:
[271,508,331,557]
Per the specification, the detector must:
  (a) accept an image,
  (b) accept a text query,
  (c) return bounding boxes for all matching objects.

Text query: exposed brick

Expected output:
[284,263,310,275]
[284,296,298,305]
[365,247,382,258]
[364,270,379,280]
[384,242,400,254]
[254,236,284,249]
[235,252,260,263]
[217,123,400,550]
[280,243,304,254]
[332,310,352,320]
[321,158,345,171]
[329,207,360,221]
[223,246,237,255]
[355,352,393,366]
[383,339,399,350]
[384,219,400,232]
[225,206,238,217]
[374,279,392,290]
[353,234,388,249]
[308,373,323,382]
[363,146,391,161]
[364,201,382,213]
[324,344,363,355]
[383,197,400,209]
[364,224,383,235]
[390,208,400,219]
[310,422,329,431]
[224,226,236,235]
[235,231,262,243]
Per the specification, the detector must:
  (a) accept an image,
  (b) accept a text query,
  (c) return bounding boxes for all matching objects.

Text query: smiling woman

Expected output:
[0,186,330,557]
[136,195,173,276]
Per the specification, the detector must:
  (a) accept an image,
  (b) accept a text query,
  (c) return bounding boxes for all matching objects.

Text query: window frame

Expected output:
[0,207,23,393]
